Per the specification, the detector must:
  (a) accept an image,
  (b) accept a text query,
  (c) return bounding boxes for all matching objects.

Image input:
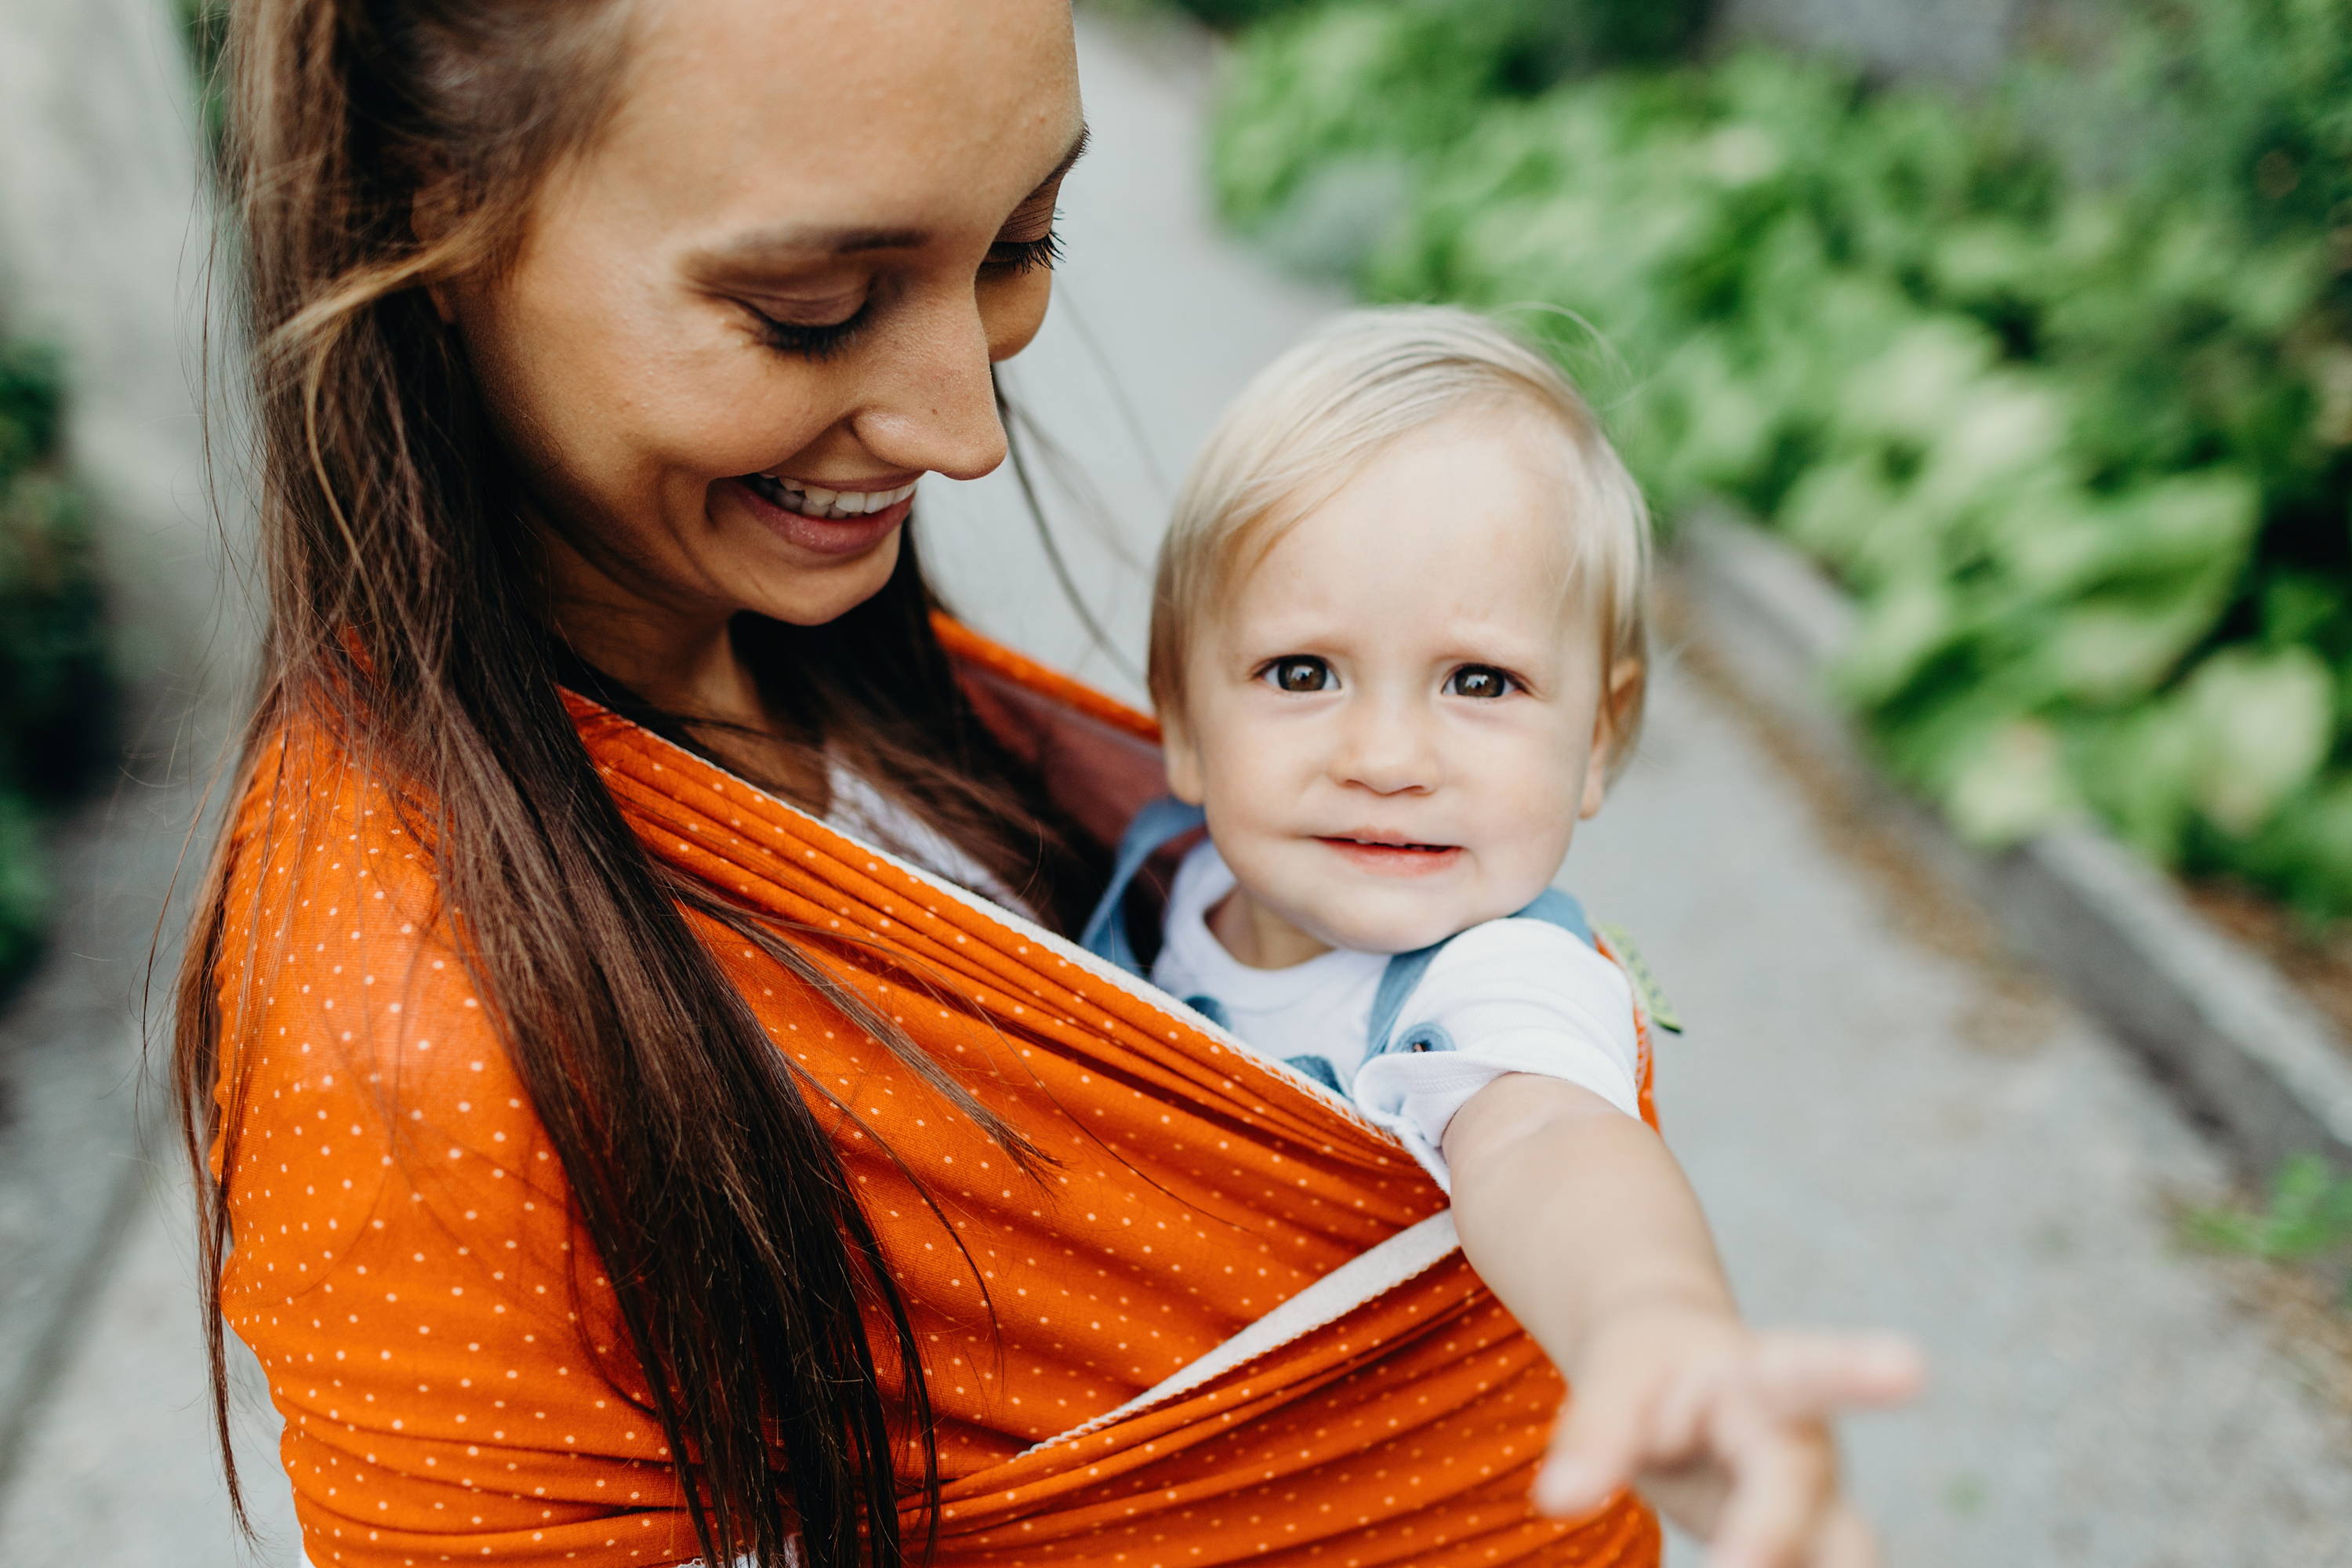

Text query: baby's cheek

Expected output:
[1205,725,1310,822]
[1480,764,1582,890]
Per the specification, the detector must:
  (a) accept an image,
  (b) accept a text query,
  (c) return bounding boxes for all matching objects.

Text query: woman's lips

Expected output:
[1316,837,1464,877]
[725,474,913,558]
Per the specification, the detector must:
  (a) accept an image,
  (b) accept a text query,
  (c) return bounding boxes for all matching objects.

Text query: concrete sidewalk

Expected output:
[0,0,272,1556]
[1,9,2348,1566]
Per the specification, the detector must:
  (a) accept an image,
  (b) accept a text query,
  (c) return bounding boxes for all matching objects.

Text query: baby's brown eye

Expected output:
[1446,665,1515,699]
[1266,656,1334,693]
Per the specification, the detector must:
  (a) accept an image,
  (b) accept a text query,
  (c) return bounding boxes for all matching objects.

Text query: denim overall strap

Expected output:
[1513,886,1595,948]
[1079,795,1208,976]
[1366,887,1598,1058]
[1364,942,1446,1062]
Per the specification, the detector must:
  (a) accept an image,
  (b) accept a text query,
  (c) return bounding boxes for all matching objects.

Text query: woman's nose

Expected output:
[852,294,1009,483]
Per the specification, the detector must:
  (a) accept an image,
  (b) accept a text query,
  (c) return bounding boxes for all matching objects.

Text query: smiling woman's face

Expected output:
[448,0,1083,678]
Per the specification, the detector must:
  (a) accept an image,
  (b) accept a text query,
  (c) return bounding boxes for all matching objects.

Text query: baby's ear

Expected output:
[1160,707,1207,805]
[1580,657,1645,818]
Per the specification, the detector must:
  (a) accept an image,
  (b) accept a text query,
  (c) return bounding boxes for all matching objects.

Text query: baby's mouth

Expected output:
[741,472,919,521]
[1316,835,1464,874]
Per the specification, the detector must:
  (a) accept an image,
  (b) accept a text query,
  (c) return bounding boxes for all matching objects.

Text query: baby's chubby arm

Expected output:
[1443,1076,1922,1568]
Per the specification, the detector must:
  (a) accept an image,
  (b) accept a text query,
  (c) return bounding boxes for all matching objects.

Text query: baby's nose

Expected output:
[1332,710,1440,794]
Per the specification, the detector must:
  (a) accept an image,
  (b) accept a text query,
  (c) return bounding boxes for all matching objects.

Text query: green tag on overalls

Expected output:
[1594,921,1682,1035]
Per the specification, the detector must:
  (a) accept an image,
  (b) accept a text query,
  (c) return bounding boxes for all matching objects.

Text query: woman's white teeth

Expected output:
[760,476,919,521]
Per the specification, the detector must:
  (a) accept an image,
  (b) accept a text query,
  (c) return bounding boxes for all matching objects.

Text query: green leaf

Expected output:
[2238,773,2352,920]
[2040,590,2230,704]
[2071,704,2204,865]
[2180,645,2336,836]
[1906,376,2069,519]
[1834,571,1962,706]
[1835,318,2002,448]
[1944,719,2082,846]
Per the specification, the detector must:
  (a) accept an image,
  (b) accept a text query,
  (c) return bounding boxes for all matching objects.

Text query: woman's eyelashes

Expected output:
[987,227,1063,275]
[746,298,872,361]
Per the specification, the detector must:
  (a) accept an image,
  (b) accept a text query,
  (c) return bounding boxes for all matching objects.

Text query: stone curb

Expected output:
[1675,508,2352,1180]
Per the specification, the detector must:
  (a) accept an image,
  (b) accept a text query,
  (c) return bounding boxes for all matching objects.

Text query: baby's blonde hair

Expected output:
[1148,305,1653,759]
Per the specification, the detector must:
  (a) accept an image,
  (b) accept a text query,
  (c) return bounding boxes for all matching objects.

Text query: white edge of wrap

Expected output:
[1018,1208,1461,1456]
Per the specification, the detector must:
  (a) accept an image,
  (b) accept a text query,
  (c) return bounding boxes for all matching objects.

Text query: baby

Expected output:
[1084,307,1921,1567]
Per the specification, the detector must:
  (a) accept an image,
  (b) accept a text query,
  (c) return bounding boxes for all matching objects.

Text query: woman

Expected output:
[175,3,1769,1566]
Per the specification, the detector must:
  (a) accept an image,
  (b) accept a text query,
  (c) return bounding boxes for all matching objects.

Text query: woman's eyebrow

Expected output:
[688,125,1091,276]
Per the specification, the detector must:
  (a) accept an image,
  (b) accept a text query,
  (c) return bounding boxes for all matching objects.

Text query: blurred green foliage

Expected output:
[1211,0,2352,921]
[0,342,112,989]
[1210,0,1710,216]
[2185,1154,2352,1298]
[1170,0,1708,82]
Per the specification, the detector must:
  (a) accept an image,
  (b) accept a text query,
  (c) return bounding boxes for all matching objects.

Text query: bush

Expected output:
[1177,0,1708,78]
[1211,0,2352,920]
[1208,0,1711,274]
[0,341,112,987]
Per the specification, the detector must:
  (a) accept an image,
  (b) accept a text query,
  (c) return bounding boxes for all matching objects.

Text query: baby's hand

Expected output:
[1532,1302,1922,1568]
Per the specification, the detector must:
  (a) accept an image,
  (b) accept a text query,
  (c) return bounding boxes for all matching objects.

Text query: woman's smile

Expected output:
[725,472,919,557]
[744,471,923,519]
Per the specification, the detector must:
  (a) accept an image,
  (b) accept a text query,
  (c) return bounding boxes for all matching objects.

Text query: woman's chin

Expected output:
[711,477,908,623]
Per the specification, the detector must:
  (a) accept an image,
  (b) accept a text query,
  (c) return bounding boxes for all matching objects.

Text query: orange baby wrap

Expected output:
[210,622,1661,1568]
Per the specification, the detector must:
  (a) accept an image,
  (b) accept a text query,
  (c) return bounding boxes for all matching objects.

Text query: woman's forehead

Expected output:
[597,0,1082,237]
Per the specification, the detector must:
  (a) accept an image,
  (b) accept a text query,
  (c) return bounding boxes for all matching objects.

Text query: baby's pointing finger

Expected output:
[1751,1333,1925,1417]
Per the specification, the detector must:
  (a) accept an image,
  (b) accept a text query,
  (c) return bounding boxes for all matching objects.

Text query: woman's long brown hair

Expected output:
[173,3,1100,1565]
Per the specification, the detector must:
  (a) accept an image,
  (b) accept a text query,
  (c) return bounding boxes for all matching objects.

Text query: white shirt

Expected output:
[1150,840,1642,1187]
[824,761,1039,922]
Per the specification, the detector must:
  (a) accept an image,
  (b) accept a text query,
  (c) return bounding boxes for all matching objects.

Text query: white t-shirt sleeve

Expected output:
[1349,917,1642,1189]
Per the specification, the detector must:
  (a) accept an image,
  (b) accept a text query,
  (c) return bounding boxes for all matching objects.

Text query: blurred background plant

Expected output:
[1205,0,2352,924]
[0,340,113,994]
[2185,1153,2352,1301]
[179,0,227,150]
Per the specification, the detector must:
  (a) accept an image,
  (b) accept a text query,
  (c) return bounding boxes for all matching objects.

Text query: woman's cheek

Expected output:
[982,269,1054,361]
[633,334,807,474]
